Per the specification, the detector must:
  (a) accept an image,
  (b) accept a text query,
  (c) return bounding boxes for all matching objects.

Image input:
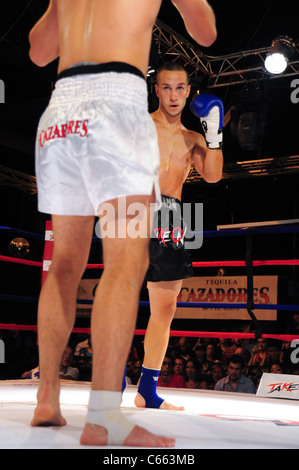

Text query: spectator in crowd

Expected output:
[217,338,236,362]
[130,359,142,385]
[205,363,226,390]
[269,363,284,374]
[176,337,192,362]
[248,338,268,367]
[158,353,187,388]
[22,345,79,381]
[173,356,186,377]
[184,358,206,389]
[264,340,284,371]
[215,354,256,394]
[193,344,206,365]
[246,365,263,391]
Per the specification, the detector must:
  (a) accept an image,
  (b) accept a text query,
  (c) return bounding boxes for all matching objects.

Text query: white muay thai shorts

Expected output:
[35,62,161,216]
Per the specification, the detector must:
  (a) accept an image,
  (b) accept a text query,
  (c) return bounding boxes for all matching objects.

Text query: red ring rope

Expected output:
[0,323,297,342]
[1,254,299,268]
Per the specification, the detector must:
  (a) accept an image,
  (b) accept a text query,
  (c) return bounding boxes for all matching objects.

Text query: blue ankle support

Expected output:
[137,365,164,408]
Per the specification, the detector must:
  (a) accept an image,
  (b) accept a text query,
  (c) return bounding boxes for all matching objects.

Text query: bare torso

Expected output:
[152,111,206,200]
[57,0,162,75]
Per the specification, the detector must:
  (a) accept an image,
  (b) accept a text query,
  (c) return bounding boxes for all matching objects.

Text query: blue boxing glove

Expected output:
[190,94,224,149]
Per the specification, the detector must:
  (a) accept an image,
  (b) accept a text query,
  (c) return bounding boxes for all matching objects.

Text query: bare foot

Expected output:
[31,382,66,427]
[134,392,184,411]
[80,423,175,447]
[31,403,66,427]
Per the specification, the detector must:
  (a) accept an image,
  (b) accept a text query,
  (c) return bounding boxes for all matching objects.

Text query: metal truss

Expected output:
[152,19,299,89]
[0,164,37,194]
[186,155,299,183]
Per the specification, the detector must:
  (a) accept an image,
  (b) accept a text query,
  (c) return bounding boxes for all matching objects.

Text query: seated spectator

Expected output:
[264,339,284,371]
[215,354,256,394]
[203,363,225,390]
[246,365,263,391]
[173,356,186,376]
[73,337,92,381]
[74,334,90,356]
[234,346,251,364]
[22,345,79,381]
[269,363,284,374]
[158,353,187,388]
[217,338,236,362]
[184,358,207,389]
[130,359,142,385]
[248,338,268,367]
[201,343,219,376]
[174,337,192,362]
[193,344,206,365]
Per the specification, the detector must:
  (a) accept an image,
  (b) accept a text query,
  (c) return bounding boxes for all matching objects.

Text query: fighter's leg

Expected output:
[135,279,184,410]
[80,194,175,447]
[31,215,94,426]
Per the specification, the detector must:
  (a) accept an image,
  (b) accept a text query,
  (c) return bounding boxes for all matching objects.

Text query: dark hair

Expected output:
[227,354,245,369]
[156,62,190,84]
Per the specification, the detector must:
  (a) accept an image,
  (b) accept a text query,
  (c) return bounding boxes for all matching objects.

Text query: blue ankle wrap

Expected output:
[137,366,164,408]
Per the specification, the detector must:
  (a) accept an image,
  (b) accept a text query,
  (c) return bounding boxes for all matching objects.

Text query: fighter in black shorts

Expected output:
[146,195,193,283]
[134,62,224,411]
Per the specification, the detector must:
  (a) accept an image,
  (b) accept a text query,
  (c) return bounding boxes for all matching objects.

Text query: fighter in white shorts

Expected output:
[36,62,161,215]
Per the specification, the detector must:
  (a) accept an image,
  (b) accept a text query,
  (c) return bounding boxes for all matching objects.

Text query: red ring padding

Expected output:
[0,323,297,342]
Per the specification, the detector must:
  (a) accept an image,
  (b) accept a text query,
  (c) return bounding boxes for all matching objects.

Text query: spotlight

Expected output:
[265,35,294,74]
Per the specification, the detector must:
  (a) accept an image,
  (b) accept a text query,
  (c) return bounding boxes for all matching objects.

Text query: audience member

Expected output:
[248,338,268,367]
[246,365,263,391]
[234,347,251,364]
[184,358,206,389]
[176,337,192,362]
[130,359,142,385]
[269,363,284,374]
[157,353,187,388]
[215,354,256,394]
[22,346,79,381]
[193,344,206,365]
[73,337,92,381]
[205,363,226,390]
[74,334,90,356]
[173,356,186,376]
[286,312,299,335]
[217,338,236,362]
[264,339,284,371]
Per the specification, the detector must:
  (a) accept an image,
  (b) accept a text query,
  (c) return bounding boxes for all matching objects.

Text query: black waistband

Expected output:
[57,62,145,82]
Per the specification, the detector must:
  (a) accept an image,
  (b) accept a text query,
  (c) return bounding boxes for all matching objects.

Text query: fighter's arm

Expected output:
[171,0,217,47]
[191,132,223,183]
[29,0,59,67]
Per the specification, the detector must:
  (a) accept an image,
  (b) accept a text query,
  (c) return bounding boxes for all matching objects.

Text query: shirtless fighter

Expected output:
[134,62,223,410]
[29,0,217,447]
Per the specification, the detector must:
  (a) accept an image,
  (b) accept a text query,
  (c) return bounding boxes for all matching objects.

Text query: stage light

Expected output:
[265,36,294,74]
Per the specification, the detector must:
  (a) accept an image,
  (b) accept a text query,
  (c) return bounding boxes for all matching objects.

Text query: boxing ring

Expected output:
[1,220,299,449]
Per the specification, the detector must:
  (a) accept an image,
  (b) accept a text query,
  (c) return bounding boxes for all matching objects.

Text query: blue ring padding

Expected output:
[190,224,299,238]
[2,224,299,241]
[0,225,44,240]
[0,293,298,311]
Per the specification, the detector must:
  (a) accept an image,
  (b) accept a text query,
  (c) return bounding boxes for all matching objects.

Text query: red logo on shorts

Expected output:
[39,119,88,147]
